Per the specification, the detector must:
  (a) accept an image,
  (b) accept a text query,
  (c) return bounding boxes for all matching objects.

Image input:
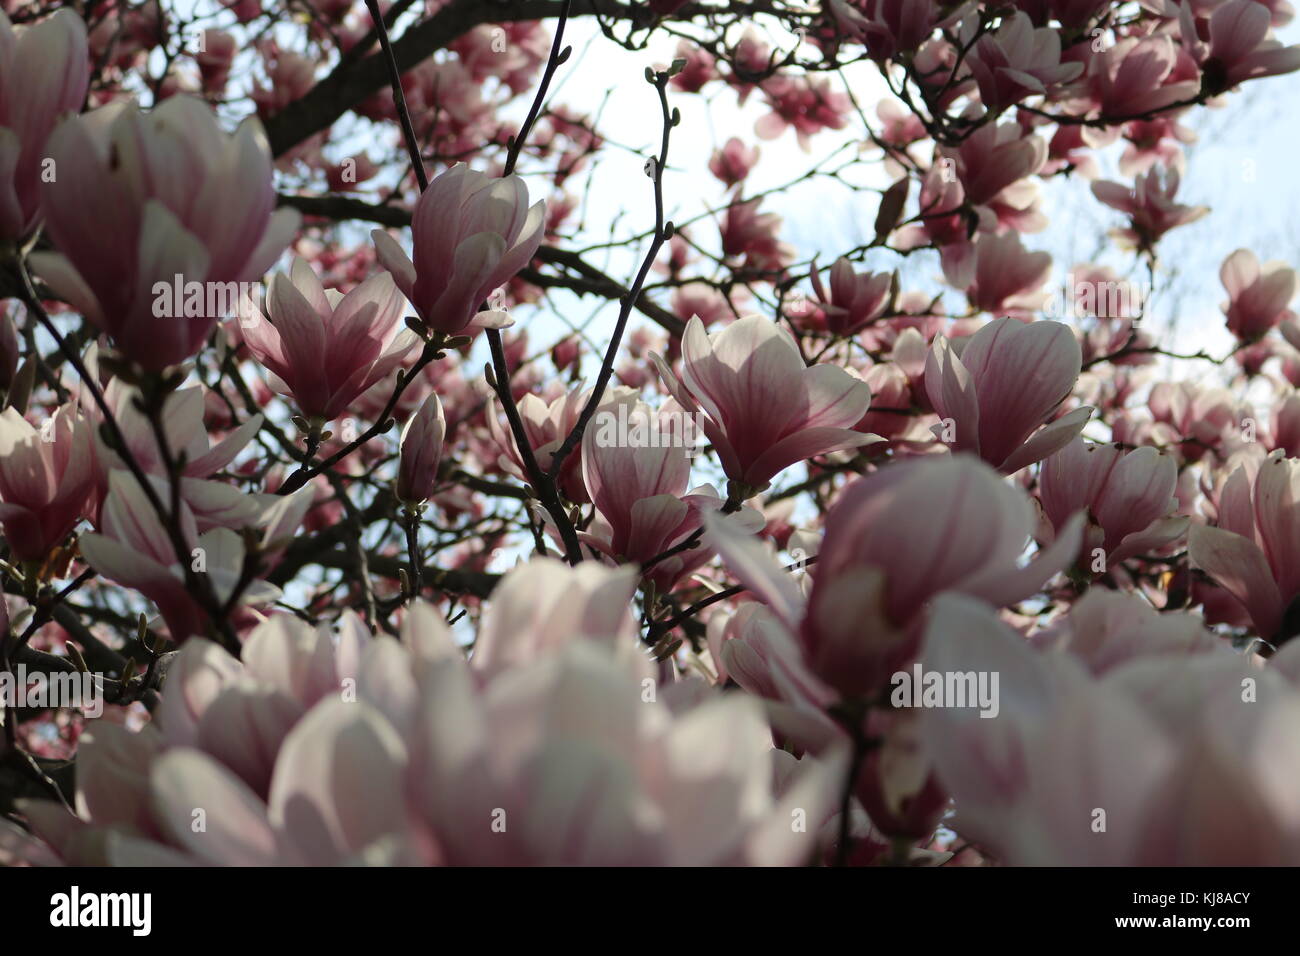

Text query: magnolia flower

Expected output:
[705,454,1083,701]
[1122,647,1300,865]
[918,595,1181,865]
[91,378,264,530]
[11,564,845,867]
[671,282,732,328]
[1220,248,1296,340]
[16,611,430,865]
[754,75,850,150]
[1038,438,1189,569]
[856,0,943,63]
[249,46,316,117]
[1116,115,1195,177]
[241,258,418,422]
[30,96,300,371]
[1030,588,1222,675]
[809,258,893,337]
[1143,380,1242,461]
[469,558,640,680]
[925,317,1092,474]
[78,471,308,642]
[0,404,96,562]
[372,163,545,336]
[937,123,1046,209]
[194,29,237,93]
[854,708,948,840]
[0,8,89,242]
[578,392,760,589]
[1081,36,1200,123]
[940,234,1052,315]
[719,197,795,273]
[486,385,590,503]
[1091,166,1208,252]
[416,640,844,866]
[652,316,876,493]
[855,361,914,440]
[705,596,949,849]
[1194,0,1300,92]
[896,162,966,248]
[120,612,386,804]
[724,28,773,104]
[921,593,1300,864]
[708,136,759,189]
[579,393,695,560]
[1189,450,1300,643]
[799,454,1082,697]
[964,11,1084,112]
[396,392,446,505]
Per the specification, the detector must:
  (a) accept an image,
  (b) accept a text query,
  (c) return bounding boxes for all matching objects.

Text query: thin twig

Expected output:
[548,66,676,483]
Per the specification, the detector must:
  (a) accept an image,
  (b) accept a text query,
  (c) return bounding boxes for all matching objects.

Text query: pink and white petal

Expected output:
[1250,454,1300,600]
[78,532,176,593]
[1220,248,1259,299]
[74,723,162,830]
[26,251,105,325]
[370,229,416,299]
[187,413,263,477]
[468,308,514,329]
[267,698,408,865]
[744,742,848,866]
[1209,0,1271,64]
[356,636,421,734]
[287,256,330,315]
[954,511,1085,607]
[924,336,981,452]
[745,427,881,488]
[237,207,300,282]
[155,638,243,747]
[627,493,692,558]
[799,363,873,430]
[1188,524,1285,640]
[1109,515,1190,565]
[998,405,1093,475]
[704,510,806,631]
[150,749,282,865]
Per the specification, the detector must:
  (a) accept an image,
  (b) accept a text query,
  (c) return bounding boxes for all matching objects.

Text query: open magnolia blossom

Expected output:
[90,376,265,530]
[1038,438,1189,570]
[925,317,1093,474]
[1189,450,1300,644]
[1221,247,1298,340]
[652,315,879,493]
[77,471,310,642]
[485,385,592,503]
[240,257,419,423]
[702,453,1085,707]
[1,0,1300,875]
[30,95,299,371]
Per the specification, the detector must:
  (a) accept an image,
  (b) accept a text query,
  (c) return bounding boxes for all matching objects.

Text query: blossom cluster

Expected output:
[0,0,1298,868]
